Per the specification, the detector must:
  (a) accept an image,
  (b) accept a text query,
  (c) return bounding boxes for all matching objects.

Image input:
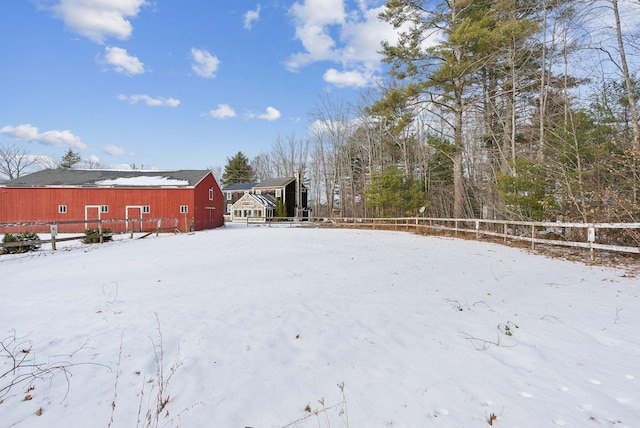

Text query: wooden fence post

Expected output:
[50,223,58,251]
[588,227,596,261]
[531,224,535,250]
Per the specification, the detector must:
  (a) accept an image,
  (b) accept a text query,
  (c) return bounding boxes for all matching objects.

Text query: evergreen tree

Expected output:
[274,197,287,218]
[59,149,81,169]
[221,151,255,187]
[365,165,424,217]
[378,0,500,218]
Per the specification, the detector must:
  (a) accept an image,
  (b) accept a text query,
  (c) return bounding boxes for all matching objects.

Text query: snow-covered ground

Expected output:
[1,223,638,427]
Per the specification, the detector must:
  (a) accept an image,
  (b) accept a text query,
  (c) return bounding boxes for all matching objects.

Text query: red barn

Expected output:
[0,169,224,233]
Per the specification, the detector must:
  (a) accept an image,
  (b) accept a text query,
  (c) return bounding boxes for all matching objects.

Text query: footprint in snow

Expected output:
[552,419,566,426]
[433,409,449,417]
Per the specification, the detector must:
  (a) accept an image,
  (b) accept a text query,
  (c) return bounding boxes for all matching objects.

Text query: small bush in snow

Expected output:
[1,232,41,254]
[83,228,112,244]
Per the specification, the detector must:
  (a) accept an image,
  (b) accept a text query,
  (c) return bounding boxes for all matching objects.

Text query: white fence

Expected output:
[304,217,640,261]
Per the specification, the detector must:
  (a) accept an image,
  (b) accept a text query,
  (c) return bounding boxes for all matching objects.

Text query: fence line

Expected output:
[0,217,182,252]
[3,215,639,261]
[303,217,640,260]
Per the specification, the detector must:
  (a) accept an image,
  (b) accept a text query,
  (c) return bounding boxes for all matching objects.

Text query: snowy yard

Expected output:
[1,224,638,427]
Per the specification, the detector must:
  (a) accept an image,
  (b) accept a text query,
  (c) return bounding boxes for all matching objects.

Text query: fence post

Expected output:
[50,223,58,251]
[475,220,480,239]
[531,224,535,250]
[99,220,104,244]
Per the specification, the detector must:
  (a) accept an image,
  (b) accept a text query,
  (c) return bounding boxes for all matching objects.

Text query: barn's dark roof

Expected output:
[1,169,212,188]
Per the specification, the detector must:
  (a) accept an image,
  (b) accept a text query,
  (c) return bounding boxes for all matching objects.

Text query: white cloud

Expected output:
[191,48,220,79]
[287,1,400,87]
[244,4,261,30]
[323,68,370,88]
[207,104,236,119]
[259,106,281,121]
[50,0,147,44]
[103,144,135,156]
[102,46,145,75]
[0,124,87,150]
[247,106,281,122]
[287,0,345,70]
[118,94,180,107]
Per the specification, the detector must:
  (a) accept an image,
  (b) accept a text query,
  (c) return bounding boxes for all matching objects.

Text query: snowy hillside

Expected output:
[1,224,638,427]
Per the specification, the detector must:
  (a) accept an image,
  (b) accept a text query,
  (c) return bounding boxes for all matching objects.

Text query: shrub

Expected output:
[2,232,41,254]
[83,228,113,244]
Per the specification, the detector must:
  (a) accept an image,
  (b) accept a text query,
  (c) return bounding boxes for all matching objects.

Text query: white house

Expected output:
[230,193,276,223]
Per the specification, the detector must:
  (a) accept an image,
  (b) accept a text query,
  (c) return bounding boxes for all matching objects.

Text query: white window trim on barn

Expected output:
[84,205,105,229]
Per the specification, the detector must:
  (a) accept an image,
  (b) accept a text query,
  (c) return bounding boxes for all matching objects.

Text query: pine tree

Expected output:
[221,151,255,187]
[275,197,287,218]
[378,0,499,218]
[59,149,81,169]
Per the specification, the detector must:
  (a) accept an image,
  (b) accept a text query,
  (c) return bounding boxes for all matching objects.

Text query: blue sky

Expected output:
[1,0,396,171]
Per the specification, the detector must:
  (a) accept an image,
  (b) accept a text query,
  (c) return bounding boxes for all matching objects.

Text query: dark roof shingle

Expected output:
[1,169,212,187]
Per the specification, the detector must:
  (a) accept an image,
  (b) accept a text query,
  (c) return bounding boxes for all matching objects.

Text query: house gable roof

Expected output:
[222,182,256,191]
[231,192,276,209]
[1,169,213,188]
[251,193,276,208]
[253,177,295,188]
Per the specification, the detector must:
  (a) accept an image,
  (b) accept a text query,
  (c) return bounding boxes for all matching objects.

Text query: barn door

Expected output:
[85,205,101,230]
[205,207,215,229]
[126,206,142,232]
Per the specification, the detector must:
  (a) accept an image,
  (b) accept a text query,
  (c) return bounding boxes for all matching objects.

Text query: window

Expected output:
[209,187,214,201]
[58,205,67,214]
[226,191,231,200]
[256,189,262,195]
[180,205,188,213]
[142,206,150,214]
[100,205,108,213]
[227,204,232,213]
[275,188,282,198]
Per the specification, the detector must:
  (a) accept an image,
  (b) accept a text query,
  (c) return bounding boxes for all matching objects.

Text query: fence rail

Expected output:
[4,215,639,261]
[303,217,640,260]
[0,217,183,252]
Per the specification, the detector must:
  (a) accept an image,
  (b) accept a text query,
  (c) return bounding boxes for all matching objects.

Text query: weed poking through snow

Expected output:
[281,382,349,428]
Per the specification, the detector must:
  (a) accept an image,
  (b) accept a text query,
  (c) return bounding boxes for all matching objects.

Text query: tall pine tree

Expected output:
[59,148,81,169]
[221,151,255,187]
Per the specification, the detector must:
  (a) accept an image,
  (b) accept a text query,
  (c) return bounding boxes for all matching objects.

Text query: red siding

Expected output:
[0,172,225,233]
[192,173,225,230]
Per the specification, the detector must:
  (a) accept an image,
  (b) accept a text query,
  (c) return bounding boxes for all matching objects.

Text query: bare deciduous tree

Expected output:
[0,143,37,180]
